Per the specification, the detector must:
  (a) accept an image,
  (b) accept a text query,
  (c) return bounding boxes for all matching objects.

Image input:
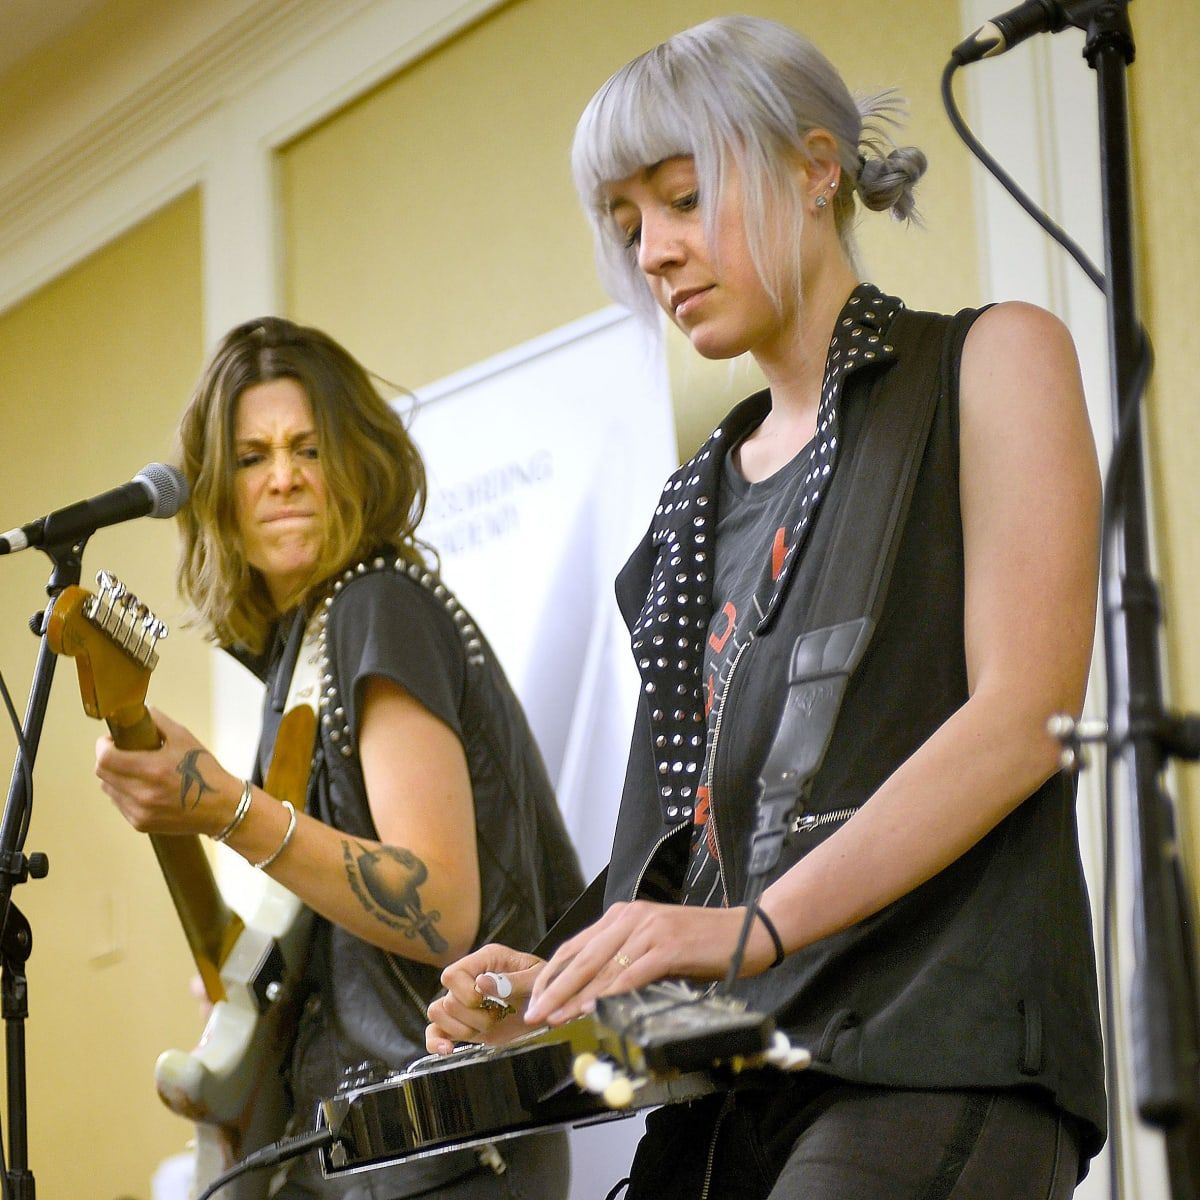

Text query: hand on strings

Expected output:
[426,943,546,1054]
[524,900,776,1027]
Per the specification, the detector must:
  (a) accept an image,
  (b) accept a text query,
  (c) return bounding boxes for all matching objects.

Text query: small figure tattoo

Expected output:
[342,840,448,954]
[176,749,214,812]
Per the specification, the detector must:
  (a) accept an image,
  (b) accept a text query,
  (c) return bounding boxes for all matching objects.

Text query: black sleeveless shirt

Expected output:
[607,287,1106,1166]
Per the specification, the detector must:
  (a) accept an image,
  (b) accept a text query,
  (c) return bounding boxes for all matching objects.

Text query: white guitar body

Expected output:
[49,577,322,1200]
[157,878,313,1199]
[156,613,326,1200]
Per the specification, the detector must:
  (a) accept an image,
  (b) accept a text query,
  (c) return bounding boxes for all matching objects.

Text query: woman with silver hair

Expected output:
[428,16,1104,1198]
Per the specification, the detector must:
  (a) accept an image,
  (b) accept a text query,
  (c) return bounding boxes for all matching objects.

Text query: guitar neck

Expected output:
[108,706,243,1000]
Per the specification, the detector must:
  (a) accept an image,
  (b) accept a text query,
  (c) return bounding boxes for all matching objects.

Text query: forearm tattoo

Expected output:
[176,749,214,812]
[342,840,449,954]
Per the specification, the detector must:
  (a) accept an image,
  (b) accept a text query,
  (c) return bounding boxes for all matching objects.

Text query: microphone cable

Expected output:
[940,57,1104,291]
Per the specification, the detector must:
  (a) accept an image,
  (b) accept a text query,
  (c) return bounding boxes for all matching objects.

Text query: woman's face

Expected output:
[232,377,328,610]
[604,155,795,362]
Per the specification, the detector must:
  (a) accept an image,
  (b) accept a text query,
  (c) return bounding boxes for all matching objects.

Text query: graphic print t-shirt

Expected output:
[683,434,815,907]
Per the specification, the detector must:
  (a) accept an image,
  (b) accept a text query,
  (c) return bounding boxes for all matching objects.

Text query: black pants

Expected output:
[624,1078,1080,1200]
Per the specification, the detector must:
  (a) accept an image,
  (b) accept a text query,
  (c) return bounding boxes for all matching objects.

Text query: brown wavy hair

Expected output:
[175,317,427,653]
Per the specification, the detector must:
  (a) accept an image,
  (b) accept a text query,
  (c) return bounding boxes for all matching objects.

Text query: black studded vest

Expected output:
[244,551,583,1185]
[605,290,1107,1164]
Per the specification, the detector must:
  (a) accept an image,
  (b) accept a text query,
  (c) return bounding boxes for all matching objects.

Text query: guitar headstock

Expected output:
[573,982,809,1108]
[46,570,167,724]
[593,982,774,1073]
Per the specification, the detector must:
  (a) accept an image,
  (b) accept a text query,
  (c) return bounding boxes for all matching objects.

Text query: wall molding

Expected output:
[0,0,506,320]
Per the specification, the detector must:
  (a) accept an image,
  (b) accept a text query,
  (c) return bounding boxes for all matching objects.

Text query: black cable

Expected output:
[721,876,765,990]
[0,669,35,852]
[941,59,1105,292]
[195,1127,337,1200]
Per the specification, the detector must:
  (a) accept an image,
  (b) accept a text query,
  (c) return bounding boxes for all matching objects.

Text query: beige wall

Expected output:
[0,191,207,1196]
[280,0,977,458]
[1131,4,1200,831]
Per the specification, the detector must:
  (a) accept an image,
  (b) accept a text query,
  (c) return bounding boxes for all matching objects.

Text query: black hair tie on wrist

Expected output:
[751,903,785,969]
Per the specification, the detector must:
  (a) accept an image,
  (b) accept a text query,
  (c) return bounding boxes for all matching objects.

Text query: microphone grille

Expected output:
[135,463,191,518]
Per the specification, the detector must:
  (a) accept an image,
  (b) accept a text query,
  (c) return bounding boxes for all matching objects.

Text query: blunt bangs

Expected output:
[572,19,831,321]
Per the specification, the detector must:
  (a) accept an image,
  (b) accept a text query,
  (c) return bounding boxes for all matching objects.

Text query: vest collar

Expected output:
[630,283,904,825]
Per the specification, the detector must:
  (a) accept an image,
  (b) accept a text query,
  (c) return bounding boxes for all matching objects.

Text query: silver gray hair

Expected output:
[571,15,927,321]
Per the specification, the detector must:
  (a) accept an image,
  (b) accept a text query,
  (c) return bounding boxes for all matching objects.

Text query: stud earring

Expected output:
[815,195,828,210]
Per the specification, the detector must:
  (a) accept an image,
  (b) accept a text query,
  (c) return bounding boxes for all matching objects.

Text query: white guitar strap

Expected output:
[283,607,325,724]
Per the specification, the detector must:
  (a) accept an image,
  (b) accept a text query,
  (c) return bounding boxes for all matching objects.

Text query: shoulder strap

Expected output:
[748,307,980,879]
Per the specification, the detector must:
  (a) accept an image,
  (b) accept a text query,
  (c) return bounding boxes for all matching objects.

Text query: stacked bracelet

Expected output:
[751,902,786,969]
[212,780,253,844]
[251,800,297,871]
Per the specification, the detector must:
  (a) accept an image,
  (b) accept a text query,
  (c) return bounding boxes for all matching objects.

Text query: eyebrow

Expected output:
[234,429,318,448]
[604,158,676,215]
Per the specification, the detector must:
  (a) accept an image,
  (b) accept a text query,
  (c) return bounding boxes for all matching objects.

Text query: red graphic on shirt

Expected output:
[771,527,787,581]
[708,601,737,654]
[704,673,715,716]
[694,788,719,859]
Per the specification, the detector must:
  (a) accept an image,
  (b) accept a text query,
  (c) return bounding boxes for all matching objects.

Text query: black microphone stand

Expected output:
[1077,4,1200,1195]
[0,539,87,1199]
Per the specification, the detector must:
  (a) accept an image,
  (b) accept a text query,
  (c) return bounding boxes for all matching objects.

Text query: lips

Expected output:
[671,285,712,320]
[262,511,313,524]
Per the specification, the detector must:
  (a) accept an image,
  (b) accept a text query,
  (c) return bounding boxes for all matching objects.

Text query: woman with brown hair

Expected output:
[96,316,579,1198]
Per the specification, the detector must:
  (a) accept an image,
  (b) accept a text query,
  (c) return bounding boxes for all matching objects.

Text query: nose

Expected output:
[265,448,300,491]
[636,211,685,277]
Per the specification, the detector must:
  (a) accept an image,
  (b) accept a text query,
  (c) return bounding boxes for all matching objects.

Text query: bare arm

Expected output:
[96,675,481,967]
[524,301,1101,1024]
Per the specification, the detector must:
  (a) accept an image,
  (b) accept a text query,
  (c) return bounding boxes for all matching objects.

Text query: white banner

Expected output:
[410,306,675,878]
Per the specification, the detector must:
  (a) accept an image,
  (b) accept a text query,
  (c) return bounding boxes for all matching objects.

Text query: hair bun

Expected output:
[857,145,927,222]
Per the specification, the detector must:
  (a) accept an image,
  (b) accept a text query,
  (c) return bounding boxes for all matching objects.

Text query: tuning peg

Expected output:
[94,573,126,624]
[572,1052,634,1108]
[602,1075,635,1109]
[574,1054,614,1094]
[140,609,165,645]
[572,1053,598,1091]
[764,1030,812,1072]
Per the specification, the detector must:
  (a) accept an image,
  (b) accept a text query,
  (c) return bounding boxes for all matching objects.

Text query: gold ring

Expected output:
[613,952,633,969]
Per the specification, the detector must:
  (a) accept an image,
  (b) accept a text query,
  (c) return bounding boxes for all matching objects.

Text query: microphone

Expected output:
[951,0,1094,64]
[0,463,190,555]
